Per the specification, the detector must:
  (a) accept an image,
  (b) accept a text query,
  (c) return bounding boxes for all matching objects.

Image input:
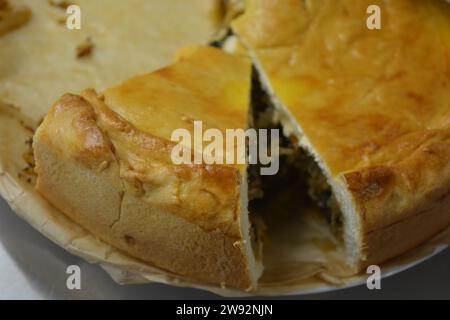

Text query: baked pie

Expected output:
[2,0,449,293]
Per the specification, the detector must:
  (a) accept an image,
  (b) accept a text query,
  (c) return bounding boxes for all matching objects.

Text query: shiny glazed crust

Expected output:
[233,0,450,272]
[33,47,259,290]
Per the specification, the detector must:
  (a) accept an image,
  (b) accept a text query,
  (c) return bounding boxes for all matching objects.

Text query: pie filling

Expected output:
[247,69,344,258]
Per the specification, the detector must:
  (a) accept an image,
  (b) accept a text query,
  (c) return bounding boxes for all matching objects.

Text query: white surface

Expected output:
[0,197,449,300]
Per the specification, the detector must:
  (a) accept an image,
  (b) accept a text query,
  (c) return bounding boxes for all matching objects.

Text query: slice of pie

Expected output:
[33,46,263,290]
[233,0,450,274]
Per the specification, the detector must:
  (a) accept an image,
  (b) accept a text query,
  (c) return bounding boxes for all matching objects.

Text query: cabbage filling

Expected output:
[247,70,343,243]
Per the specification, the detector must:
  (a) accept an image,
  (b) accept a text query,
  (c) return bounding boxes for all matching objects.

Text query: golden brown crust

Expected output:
[82,89,244,237]
[34,47,257,289]
[234,0,450,175]
[103,45,251,144]
[231,0,307,48]
[234,0,450,270]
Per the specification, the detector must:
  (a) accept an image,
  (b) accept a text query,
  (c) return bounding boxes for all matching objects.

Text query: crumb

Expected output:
[19,120,35,134]
[22,151,35,168]
[48,0,73,10]
[18,169,36,185]
[25,138,33,147]
[0,1,32,37]
[19,137,37,185]
[76,37,95,59]
[57,17,66,25]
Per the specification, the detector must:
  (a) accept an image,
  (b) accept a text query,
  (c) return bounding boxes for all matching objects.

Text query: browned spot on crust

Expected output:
[345,167,395,203]
[51,94,115,170]
[0,1,32,37]
[407,91,427,105]
[76,38,95,59]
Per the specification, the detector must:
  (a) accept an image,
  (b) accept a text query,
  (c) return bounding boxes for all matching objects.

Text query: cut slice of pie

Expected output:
[233,0,450,273]
[33,46,263,290]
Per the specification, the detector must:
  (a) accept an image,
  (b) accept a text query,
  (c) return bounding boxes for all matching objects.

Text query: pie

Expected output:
[1,0,449,294]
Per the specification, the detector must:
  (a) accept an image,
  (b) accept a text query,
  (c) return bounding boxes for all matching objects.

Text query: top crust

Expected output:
[33,47,259,290]
[233,0,450,270]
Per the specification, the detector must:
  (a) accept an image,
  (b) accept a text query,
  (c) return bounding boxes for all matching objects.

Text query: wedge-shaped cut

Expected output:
[233,0,450,273]
[33,47,262,290]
